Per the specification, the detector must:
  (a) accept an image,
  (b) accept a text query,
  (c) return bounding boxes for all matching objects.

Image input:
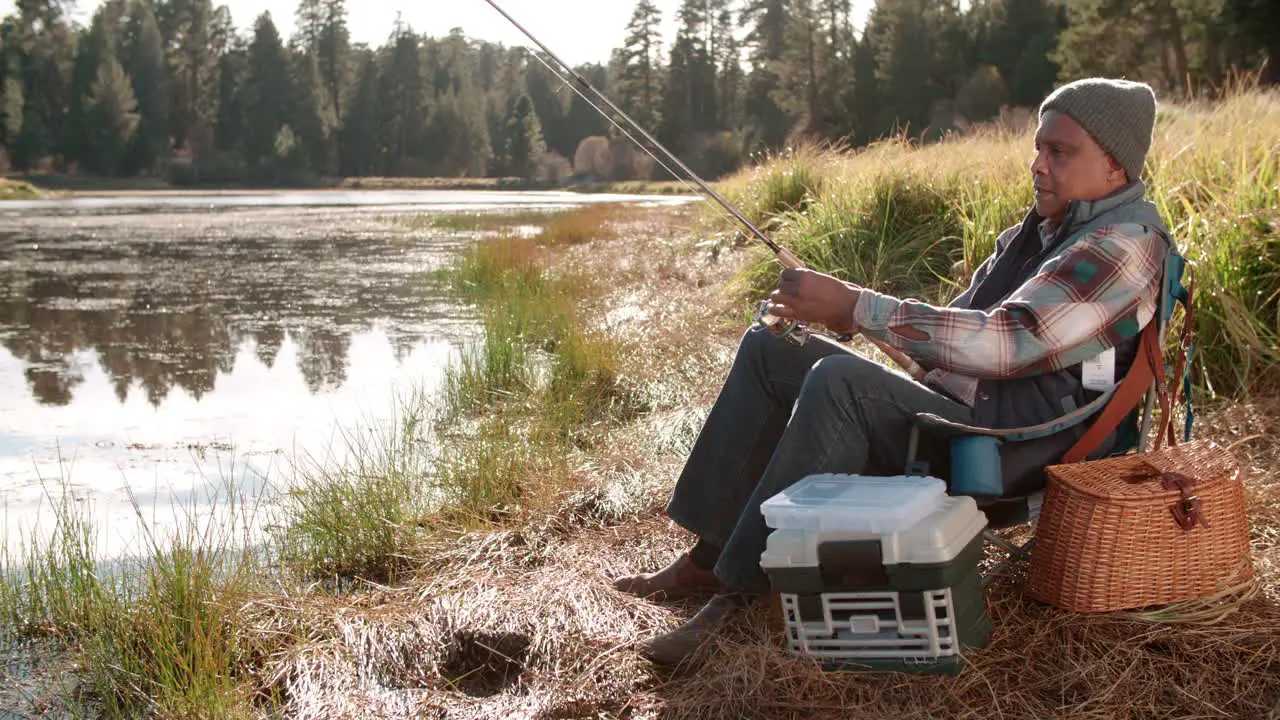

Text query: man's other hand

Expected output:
[767,268,860,335]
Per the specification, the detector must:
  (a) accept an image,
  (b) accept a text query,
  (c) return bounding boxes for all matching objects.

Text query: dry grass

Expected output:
[534,204,626,246]
[249,492,1278,719]
[236,204,1280,719]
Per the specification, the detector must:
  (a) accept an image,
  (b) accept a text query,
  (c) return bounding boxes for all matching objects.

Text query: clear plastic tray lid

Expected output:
[761,474,948,534]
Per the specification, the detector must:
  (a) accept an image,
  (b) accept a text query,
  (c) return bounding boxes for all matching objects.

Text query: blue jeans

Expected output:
[666,328,974,593]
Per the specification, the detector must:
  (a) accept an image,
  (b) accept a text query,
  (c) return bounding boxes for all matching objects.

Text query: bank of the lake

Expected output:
[8,173,691,197]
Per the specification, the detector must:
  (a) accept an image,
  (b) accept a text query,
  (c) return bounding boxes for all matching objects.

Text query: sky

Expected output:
[5,0,874,67]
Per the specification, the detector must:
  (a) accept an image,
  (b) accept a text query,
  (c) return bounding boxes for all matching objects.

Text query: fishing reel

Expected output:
[752,299,854,347]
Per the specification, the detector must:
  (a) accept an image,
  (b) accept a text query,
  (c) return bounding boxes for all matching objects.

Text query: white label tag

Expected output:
[1082,347,1117,391]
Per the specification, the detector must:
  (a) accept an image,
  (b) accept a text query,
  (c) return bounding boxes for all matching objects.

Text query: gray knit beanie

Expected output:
[1039,78,1157,182]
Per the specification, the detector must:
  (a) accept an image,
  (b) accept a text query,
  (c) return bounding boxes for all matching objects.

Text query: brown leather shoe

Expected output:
[639,593,746,666]
[612,553,724,602]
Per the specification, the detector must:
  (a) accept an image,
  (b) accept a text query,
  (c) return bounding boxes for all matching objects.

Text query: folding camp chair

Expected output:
[903,248,1195,588]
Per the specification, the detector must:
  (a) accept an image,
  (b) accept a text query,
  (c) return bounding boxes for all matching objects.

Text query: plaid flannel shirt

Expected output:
[852,222,1166,406]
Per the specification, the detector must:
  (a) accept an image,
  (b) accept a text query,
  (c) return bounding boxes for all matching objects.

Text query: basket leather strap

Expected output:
[1162,471,1208,530]
[1061,320,1164,464]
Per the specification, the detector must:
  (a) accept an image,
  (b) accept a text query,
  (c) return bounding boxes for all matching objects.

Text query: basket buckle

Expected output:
[1162,472,1208,531]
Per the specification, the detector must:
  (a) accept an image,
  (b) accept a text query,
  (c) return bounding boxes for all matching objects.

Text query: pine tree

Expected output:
[12,0,76,170]
[86,52,139,175]
[524,53,570,156]
[317,0,349,121]
[296,0,349,128]
[661,0,716,153]
[242,13,292,166]
[164,0,222,154]
[422,30,492,176]
[709,3,743,131]
[295,0,325,46]
[814,0,855,137]
[425,91,491,177]
[849,33,880,144]
[122,0,169,174]
[0,19,25,151]
[485,49,526,173]
[65,2,126,170]
[1224,0,1279,83]
[971,0,1065,108]
[377,24,425,175]
[503,93,544,178]
[778,0,821,136]
[864,0,966,138]
[741,0,793,148]
[288,47,333,172]
[613,0,664,131]
[213,40,246,154]
[562,62,610,149]
[1054,0,1190,94]
[339,51,379,175]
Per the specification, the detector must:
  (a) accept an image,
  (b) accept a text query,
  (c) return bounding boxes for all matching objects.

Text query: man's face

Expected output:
[1030,110,1128,224]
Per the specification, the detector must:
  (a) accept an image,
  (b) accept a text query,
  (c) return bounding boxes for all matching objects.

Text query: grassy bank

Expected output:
[724,87,1280,396]
[0,177,41,199]
[2,92,1278,718]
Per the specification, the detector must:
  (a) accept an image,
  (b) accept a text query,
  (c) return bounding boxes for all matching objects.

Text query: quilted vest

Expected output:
[949,181,1171,494]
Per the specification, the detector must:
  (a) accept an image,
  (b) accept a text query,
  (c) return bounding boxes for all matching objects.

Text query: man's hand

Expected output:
[766,268,861,335]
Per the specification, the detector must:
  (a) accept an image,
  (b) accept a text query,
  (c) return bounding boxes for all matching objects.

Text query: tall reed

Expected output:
[1,475,263,717]
[430,210,645,526]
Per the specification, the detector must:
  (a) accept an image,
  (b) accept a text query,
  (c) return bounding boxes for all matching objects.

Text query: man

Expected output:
[613,78,1174,666]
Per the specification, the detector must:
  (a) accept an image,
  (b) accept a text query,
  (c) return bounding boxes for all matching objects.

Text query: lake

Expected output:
[0,189,691,558]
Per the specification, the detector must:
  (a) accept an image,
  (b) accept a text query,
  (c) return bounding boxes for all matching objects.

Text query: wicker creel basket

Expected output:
[1027,440,1251,612]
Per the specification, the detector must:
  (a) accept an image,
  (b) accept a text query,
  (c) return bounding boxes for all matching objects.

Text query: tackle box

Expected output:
[759,474,991,674]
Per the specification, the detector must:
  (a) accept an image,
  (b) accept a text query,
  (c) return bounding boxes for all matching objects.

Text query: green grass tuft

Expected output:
[0,178,42,200]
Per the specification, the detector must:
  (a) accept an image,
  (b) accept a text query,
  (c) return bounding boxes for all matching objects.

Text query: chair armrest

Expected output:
[914,384,1118,444]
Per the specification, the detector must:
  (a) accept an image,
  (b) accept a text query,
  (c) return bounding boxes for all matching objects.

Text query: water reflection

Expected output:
[0,200,483,558]
[0,206,470,407]
[0,193,691,559]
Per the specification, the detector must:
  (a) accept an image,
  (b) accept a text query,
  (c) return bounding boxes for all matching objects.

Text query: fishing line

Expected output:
[479,0,791,258]
[523,49,788,284]
[479,0,924,379]
[520,51,705,208]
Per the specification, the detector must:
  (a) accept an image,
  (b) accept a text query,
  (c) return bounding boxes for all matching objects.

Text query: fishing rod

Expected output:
[479,0,924,382]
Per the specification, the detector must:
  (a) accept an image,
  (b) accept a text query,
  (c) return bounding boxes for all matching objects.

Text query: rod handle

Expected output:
[775,247,805,270]
[773,247,922,380]
[867,337,927,382]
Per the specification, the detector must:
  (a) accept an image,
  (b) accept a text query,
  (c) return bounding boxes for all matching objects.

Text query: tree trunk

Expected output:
[1152,0,1189,93]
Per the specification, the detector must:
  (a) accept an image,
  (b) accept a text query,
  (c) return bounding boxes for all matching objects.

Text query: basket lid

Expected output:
[1046,441,1238,500]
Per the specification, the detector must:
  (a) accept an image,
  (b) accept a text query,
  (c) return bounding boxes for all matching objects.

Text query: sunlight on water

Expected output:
[0,328,452,559]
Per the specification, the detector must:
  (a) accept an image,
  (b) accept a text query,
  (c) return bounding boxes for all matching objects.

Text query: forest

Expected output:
[0,0,1275,185]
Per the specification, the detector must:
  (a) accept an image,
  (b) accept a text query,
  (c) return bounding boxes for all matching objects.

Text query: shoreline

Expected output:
[2,175,693,200]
